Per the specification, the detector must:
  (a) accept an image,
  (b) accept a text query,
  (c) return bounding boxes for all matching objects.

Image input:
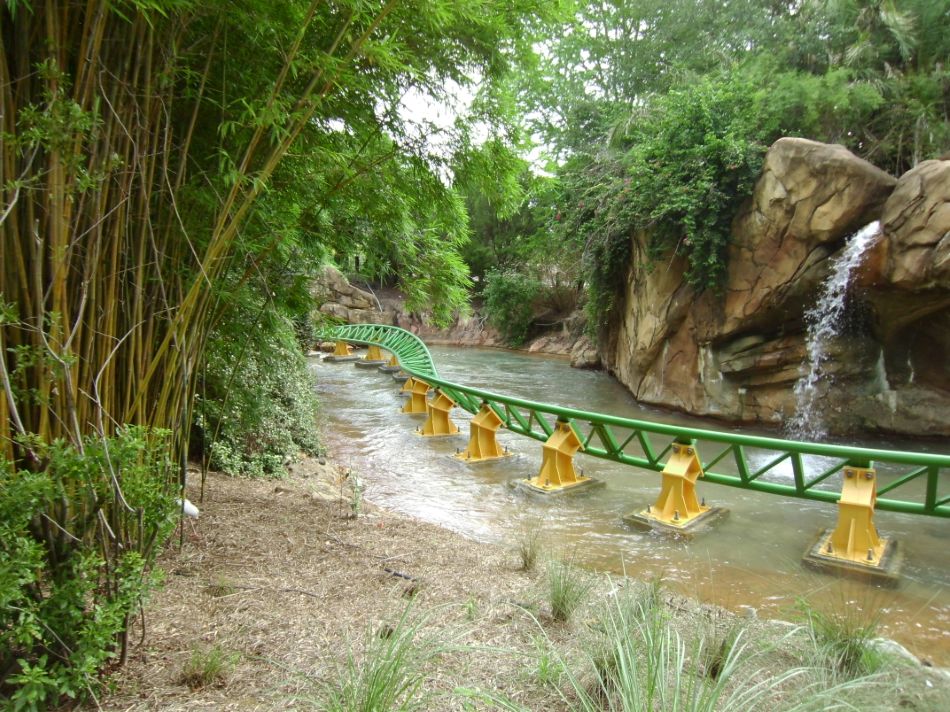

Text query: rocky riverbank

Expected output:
[602,139,950,437]
[311,267,601,369]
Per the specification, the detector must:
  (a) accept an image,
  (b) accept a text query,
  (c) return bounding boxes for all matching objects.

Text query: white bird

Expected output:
[176,498,200,518]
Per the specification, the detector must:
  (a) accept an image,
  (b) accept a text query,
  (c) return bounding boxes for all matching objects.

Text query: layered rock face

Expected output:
[604,138,950,436]
[312,266,508,347]
[313,268,595,361]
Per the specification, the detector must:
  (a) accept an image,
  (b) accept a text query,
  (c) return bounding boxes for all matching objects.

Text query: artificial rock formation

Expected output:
[312,267,586,355]
[604,138,950,436]
[855,159,950,432]
[311,267,508,347]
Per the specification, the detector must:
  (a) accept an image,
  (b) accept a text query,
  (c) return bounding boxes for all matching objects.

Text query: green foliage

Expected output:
[546,559,590,623]
[0,430,175,707]
[460,169,569,290]
[558,72,774,330]
[178,645,238,690]
[622,75,774,290]
[311,605,437,712]
[196,313,320,478]
[482,269,543,346]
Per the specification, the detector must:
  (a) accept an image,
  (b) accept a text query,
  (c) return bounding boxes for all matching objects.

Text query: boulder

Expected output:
[602,138,950,436]
[879,159,950,289]
[602,138,950,435]
[311,266,380,316]
[569,335,601,369]
[720,137,896,338]
[864,159,950,398]
[604,138,898,428]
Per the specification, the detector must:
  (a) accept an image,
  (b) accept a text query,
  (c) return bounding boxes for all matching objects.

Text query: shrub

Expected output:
[1,429,176,708]
[194,312,320,478]
[178,645,238,690]
[482,269,543,346]
[516,526,542,572]
[798,599,883,679]
[311,605,438,711]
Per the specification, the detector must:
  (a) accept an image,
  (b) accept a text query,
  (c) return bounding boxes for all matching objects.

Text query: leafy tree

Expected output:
[482,269,544,346]
[0,0,563,700]
[528,0,945,333]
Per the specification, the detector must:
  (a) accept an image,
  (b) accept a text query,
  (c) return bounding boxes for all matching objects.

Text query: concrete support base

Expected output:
[323,354,361,363]
[622,506,728,539]
[454,451,516,465]
[802,529,901,586]
[514,477,605,496]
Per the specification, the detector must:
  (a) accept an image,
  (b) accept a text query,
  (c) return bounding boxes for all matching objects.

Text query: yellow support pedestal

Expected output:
[400,377,430,414]
[323,340,360,362]
[623,441,725,536]
[803,465,900,583]
[517,420,602,495]
[456,403,511,463]
[379,355,402,373]
[356,344,388,367]
[417,390,460,437]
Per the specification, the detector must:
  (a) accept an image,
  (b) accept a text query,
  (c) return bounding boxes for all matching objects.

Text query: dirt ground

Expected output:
[95,457,950,711]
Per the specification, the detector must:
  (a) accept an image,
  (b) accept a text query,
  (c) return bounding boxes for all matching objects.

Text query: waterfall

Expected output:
[787,221,880,440]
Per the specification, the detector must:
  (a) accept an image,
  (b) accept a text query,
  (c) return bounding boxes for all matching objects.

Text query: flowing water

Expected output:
[788,221,881,440]
[310,346,950,665]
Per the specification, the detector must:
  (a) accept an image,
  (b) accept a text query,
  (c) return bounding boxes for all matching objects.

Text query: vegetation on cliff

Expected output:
[473,0,949,337]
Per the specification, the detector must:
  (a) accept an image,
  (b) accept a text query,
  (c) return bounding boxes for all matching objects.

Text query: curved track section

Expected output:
[321,324,950,519]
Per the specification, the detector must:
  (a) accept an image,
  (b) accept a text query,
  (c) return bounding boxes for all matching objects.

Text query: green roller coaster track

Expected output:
[320,323,950,519]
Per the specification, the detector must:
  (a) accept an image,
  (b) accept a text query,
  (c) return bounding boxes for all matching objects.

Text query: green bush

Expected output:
[195,312,320,478]
[482,269,543,346]
[566,66,889,330]
[1,429,176,709]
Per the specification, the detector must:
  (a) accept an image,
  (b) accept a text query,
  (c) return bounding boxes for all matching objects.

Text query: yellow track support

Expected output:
[324,340,361,362]
[400,377,430,414]
[518,420,601,494]
[650,442,707,524]
[418,390,460,437]
[456,403,510,462]
[803,466,898,581]
[623,441,724,535]
[379,355,402,373]
[356,343,388,368]
[830,466,884,561]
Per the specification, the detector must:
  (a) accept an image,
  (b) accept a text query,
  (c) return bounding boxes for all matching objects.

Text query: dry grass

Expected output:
[95,457,950,711]
[97,458,562,711]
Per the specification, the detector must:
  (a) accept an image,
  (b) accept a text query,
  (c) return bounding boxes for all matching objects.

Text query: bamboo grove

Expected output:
[1,0,554,698]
